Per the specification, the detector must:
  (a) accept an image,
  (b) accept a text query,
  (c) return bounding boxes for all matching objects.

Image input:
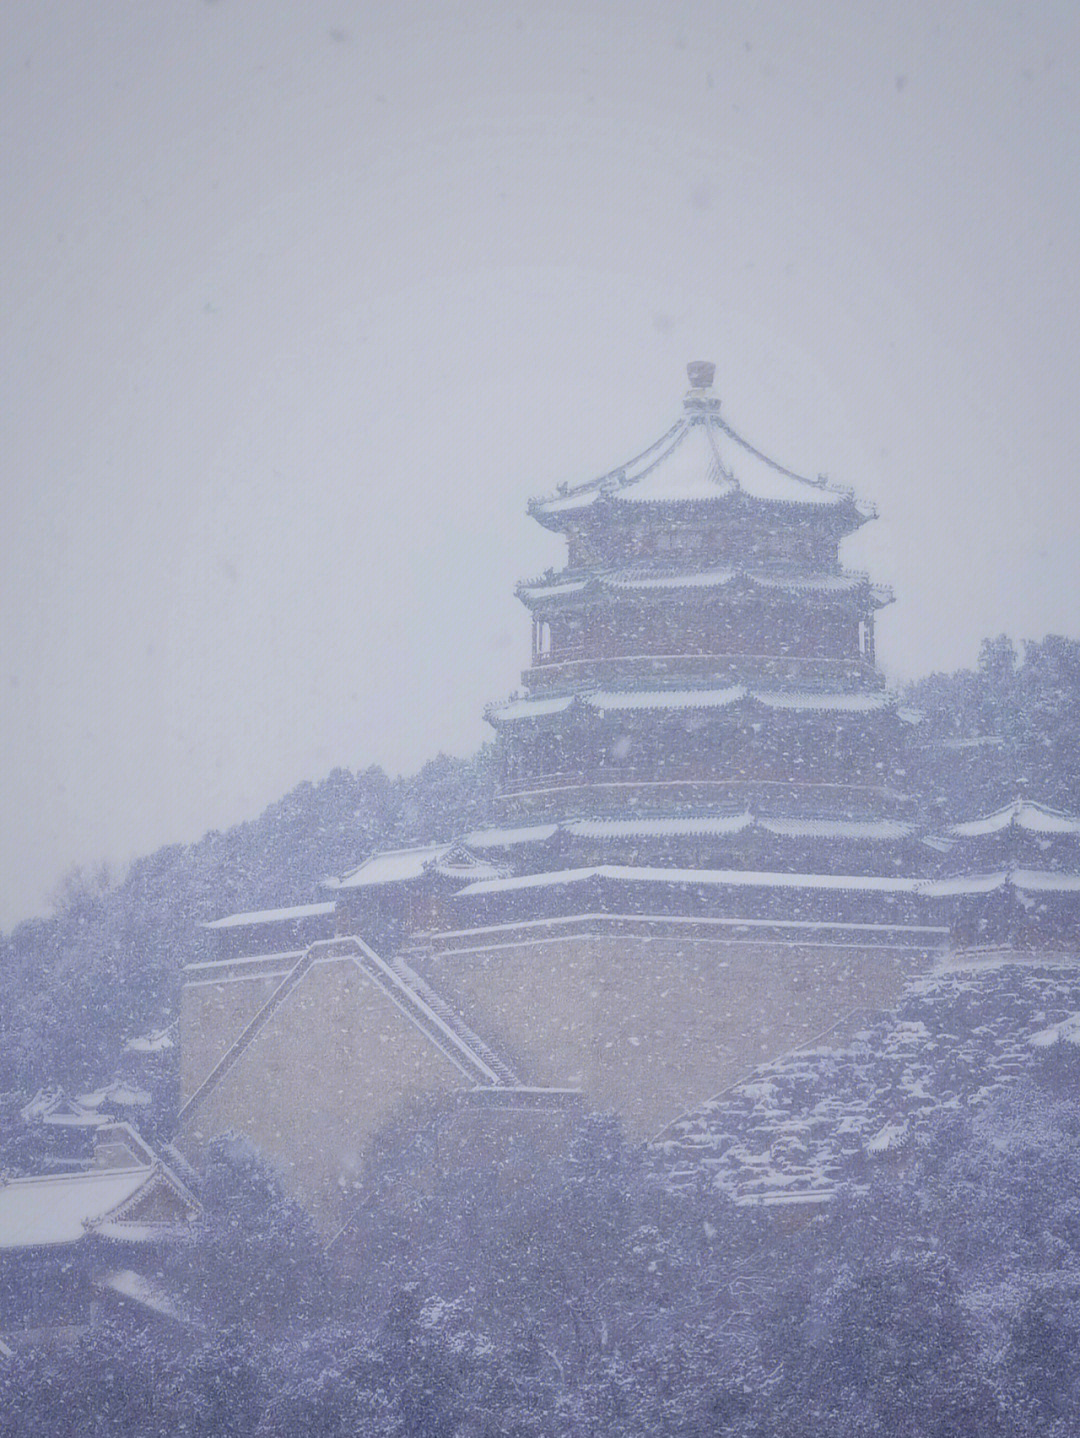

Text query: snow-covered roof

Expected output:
[329,842,506,891]
[750,689,892,714]
[865,1120,909,1154]
[455,865,922,900]
[518,577,590,601]
[948,798,1080,839]
[602,566,735,592]
[329,843,450,889]
[565,815,755,840]
[530,397,864,522]
[77,1081,151,1110]
[20,1087,104,1128]
[922,869,1080,898]
[485,694,576,724]
[428,844,510,882]
[0,1167,181,1250]
[125,1024,176,1054]
[94,1268,183,1321]
[564,815,913,842]
[202,900,336,931]
[487,685,895,725]
[1011,869,1080,892]
[589,685,747,714]
[464,815,915,849]
[1029,1012,1080,1049]
[517,565,884,607]
[761,817,915,841]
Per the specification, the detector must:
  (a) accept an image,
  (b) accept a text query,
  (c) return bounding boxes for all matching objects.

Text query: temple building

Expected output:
[926,794,1080,948]
[0,1123,199,1350]
[178,361,1078,1226]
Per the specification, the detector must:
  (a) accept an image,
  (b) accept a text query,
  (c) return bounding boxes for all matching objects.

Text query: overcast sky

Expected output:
[2,0,1078,928]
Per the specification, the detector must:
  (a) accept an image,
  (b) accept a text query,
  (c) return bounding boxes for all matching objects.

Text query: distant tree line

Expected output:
[906,633,1080,819]
[4,1056,1080,1435]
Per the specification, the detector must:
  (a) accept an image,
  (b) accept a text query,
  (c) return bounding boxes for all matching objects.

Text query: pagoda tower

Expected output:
[179,360,956,1208]
[473,361,924,879]
[414,363,947,1136]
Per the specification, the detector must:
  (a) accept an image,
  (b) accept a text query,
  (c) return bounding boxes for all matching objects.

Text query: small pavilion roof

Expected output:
[76,1080,151,1111]
[203,900,337,931]
[530,367,871,528]
[947,797,1080,839]
[328,841,508,891]
[125,1023,177,1054]
[20,1087,104,1129]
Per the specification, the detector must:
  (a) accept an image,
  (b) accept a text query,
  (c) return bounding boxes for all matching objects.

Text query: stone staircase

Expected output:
[388,955,520,1086]
[176,935,519,1134]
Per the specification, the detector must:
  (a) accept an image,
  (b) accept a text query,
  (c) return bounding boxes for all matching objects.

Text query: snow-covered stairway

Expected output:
[177,936,514,1135]
[347,940,511,1087]
[388,955,521,1087]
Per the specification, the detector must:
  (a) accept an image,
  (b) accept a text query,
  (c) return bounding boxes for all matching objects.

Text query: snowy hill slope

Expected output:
[658,951,1080,1205]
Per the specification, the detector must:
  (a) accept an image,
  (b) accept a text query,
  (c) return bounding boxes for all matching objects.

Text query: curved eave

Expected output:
[528,487,869,534]
[486,687,904,727]
[516,568,891,611]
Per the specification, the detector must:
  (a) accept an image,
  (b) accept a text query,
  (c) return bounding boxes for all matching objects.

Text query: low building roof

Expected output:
[328,842,507,891]
[202,900,336,931]
[0,1162,198,1251]
[923,869,1080,898]
[20,1087,104,1128]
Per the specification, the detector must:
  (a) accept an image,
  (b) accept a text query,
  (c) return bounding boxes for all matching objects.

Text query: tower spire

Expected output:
[684,360,720,414]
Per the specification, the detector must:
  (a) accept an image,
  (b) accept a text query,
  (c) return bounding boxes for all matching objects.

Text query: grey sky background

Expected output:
[2,1,1078,929]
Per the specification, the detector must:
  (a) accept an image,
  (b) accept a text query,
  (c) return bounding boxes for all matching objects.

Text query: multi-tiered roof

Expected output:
[473,362,923,885]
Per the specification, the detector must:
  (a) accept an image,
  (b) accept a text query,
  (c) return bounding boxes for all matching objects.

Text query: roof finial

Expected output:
[684,360,720,416]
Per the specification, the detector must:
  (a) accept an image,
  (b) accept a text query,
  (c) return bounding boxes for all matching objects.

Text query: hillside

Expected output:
[661,953,1080,1204]
[0,752,496,1097]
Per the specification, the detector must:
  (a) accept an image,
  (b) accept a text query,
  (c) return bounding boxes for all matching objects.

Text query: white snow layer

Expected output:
[534,415,852,516]
[489,686,894,723]
[455,865,922,899]
[949,798,1080,838]
[203,900,336,930]
[0,1169,152,1249]
[1029,1012,1080,1048]
[330,843,452,889]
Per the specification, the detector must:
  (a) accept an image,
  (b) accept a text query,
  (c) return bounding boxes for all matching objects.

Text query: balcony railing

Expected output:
[523,652,880,692]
